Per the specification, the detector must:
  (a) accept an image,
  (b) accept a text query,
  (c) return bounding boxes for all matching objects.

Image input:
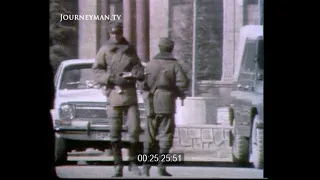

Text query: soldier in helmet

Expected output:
[92,21,145,177]
[141,37,189,177]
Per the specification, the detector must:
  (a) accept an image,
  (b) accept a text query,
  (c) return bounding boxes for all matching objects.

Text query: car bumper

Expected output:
[55,124,146,142]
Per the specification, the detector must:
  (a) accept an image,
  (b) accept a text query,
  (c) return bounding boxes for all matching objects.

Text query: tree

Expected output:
[49,0,77,73]
[169,0,223,96]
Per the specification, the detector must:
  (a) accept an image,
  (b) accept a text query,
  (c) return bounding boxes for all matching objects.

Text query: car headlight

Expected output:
[59,103,75,119]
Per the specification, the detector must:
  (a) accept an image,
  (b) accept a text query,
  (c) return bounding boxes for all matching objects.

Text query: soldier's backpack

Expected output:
[153,63,175,91]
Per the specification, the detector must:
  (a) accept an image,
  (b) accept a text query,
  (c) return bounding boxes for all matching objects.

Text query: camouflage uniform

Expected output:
[92,21,144,177]
[141,37,189,177]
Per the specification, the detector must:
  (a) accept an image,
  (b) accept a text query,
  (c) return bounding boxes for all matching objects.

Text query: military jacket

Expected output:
[143,52,189,114]
[92,38,144,107]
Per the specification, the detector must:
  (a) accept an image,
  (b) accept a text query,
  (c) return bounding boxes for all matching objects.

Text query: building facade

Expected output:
[73,0,262,123]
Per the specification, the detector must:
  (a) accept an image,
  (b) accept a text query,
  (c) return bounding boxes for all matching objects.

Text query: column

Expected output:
[233,0,245,78]
[136,0,150,63]
[78,0,98,59]
[100,0,110,46]
[221,0,236,82]
[123,0,135,45]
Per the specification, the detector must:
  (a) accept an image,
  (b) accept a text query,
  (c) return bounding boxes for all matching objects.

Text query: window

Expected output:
[256,36,264,70]
[240,39,257,74]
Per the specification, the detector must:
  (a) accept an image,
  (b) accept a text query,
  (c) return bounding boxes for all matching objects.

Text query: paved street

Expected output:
[56,149,264,178]
[56,165,264,179]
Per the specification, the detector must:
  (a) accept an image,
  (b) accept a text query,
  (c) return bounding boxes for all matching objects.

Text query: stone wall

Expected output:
[171,125,232,159]
[175,97,219,125]
[174,82,236,125]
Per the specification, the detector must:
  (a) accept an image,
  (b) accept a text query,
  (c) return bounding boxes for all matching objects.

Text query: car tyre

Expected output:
[232,121,249,164]
[55,135,67,165]
[250,116,264,169]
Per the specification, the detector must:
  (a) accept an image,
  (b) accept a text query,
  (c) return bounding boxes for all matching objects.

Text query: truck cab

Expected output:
[229,25,264,169]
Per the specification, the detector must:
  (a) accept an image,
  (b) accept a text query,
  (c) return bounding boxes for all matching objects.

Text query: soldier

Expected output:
[92,21,145,177]
[141,37,189,177]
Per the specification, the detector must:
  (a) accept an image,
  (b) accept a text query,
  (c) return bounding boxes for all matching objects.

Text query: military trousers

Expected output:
[144,114,175,151]
[107,104,141,143]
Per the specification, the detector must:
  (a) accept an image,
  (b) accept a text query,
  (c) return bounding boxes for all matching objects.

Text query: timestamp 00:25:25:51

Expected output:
[136,153,185,165]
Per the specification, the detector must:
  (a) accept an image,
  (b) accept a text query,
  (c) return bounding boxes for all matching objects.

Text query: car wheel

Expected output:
[55,135,67,165]
[250,116,264,169]
[232,121,249,164]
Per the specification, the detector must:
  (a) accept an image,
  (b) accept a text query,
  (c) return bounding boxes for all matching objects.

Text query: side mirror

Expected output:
[256,36,264,70]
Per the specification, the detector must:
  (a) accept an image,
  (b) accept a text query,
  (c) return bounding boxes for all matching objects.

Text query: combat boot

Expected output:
[128,143,141,176]
[111,141,123,177]
[142,147,154,177]
[158,148,172,176]
[128,162,141,176]
[112,164,123,177]
[142,164,151,177]
[158,165,172,176]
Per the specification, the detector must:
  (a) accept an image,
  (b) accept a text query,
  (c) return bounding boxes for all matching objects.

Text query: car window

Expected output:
[240,39,257,74]
[256,37,264,70]
[59,64,95,90]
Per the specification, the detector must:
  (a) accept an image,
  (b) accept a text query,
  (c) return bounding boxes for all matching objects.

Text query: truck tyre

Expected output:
[250,116,264,169]
[55,135,67,165]
[232,121,249,164]
[232,135,249,164]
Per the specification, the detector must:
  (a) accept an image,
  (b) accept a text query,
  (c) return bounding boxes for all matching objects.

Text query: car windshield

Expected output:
[240,39,257,73]
[59,63,96,90]
[257,37,264,70]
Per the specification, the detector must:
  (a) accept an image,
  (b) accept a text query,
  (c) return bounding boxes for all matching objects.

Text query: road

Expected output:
[56,165,264,179]
[56,150,264,178]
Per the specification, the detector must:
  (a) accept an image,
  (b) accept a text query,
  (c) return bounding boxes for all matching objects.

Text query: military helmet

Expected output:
[158,37,174,52]
[108,21,123,34]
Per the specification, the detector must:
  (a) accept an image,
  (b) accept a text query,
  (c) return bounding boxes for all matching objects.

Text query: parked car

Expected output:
[51,59,146,165]
[229,25,264,169]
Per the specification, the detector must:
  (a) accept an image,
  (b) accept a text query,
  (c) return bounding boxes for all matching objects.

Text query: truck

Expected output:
[51,59,146,165]
[229,25,264,169]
